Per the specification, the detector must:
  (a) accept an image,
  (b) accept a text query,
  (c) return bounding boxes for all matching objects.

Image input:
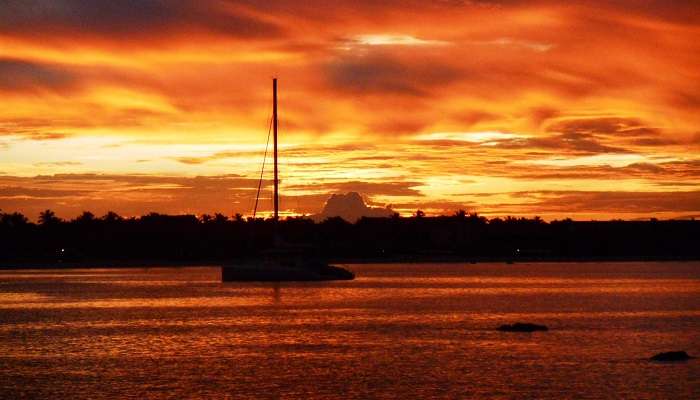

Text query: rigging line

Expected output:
[252,111,274,218]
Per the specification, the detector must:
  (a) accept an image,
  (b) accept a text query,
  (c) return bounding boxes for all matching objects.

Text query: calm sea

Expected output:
[0,262,698,399]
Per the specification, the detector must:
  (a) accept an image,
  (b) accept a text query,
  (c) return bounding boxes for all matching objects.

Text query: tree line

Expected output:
[1,209,699,264]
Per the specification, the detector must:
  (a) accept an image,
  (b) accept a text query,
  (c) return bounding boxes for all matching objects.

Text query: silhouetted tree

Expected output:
[214,213,229,224]
[1,208,699,262]
[467,212,487,225]
[1,212,29,227]
[38,209,60,226]
[74,211,96,224]
[102,211,123,223]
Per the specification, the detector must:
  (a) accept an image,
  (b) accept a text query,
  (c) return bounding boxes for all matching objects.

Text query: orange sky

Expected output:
[1,0,699,220]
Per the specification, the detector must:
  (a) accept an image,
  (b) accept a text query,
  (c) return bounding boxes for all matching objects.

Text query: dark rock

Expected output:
[497,322,549,332]
[650,351,694,362]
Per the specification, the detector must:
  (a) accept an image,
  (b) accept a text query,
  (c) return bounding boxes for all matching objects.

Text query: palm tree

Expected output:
[38,209,60,226]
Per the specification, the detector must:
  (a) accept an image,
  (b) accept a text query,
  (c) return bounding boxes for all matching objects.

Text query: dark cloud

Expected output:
[0,0,281,40]
[0,186,88,199]
[524,190,700,214]
[325,54,460,96]
[173,151,243,165]
[387,199,476,214]
[33,161,83,167]
[0,120,70,141]
[595,0,700,25]
[0,174,413,220]
[0,173,262,220]
[505,160,700,181]
[456,110,500,127]
[624,162,664,173]
[482,116,675,154]
[528,107,560,127]
[629,137,678,146]
[657,160,700,178]
[492,132,627,154]
[546,117,661,138]
[0,59,77,92]
[368,119,432,136]
[287,180,423,197]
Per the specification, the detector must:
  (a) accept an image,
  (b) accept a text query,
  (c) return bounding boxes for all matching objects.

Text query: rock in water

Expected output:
[650,351,694,362]
[497,322,549,332]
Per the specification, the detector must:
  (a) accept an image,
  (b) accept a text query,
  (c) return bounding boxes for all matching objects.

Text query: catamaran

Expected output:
[221,78,355,281]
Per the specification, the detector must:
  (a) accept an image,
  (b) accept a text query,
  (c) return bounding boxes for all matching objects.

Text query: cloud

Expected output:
[0,0,282,41]
[1,172,699,221]
[0,58,77,92]
[0,174,405,221]
[471,37,554,52]
[0,174,261,219]
[313,192,394,222]
[472,116,677,155]
[487,132,628,154]
[385,199,477,215]
[522,190,700,214]
[174,151,244,165]
[325,53,461,96]
[0,119,71,140]
[1,0,699,222]
[33,161,83,167]
[288,180,423,197]
[505,159,700,181]
[546,117,662,138]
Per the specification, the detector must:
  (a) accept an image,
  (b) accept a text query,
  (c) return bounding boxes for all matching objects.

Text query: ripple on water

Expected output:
[0,263,698,399]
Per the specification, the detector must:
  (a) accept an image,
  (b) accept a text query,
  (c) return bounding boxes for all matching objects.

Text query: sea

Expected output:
[0,262,698,399]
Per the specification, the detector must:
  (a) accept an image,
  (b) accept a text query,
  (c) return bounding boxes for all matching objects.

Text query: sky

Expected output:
[1,0,699,221]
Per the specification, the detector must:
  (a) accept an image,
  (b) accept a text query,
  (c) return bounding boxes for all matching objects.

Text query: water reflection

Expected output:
[0,263,698,399]
[273,284,281,304]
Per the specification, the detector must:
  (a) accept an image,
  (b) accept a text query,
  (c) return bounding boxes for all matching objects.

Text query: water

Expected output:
[0,262,698,399]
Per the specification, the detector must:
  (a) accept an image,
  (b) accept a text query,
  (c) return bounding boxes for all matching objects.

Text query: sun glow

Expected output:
[415,131,525,143]
[352,34,449,47]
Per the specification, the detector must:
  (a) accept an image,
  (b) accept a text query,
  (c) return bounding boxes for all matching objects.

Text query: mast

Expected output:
[273,78,279,221]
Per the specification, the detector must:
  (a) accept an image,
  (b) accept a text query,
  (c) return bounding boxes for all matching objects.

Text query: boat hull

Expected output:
[221,262,354,282]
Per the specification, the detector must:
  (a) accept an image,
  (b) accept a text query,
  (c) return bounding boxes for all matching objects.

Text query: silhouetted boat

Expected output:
[497,322,549,332]
[649,351,694,362]
[222,79,354,282]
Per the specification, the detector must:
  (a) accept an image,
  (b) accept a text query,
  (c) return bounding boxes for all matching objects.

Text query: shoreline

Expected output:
[1,255,699,269]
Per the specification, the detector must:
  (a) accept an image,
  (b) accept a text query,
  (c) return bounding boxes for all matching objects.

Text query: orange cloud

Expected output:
[0,1,699,220]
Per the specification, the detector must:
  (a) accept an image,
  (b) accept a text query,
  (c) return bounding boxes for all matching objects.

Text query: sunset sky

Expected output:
[1,0,699,220]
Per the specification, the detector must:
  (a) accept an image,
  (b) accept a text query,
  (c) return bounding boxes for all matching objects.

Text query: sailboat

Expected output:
[221,78,355,282]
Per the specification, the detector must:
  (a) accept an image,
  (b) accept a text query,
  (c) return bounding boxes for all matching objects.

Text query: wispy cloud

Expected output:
[473,37,554,52]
